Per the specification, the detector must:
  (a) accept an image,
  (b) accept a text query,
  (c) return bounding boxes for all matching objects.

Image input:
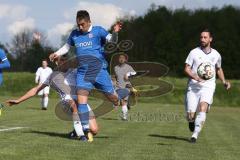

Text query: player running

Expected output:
[49,10,123,131]
[35,59,52,110]
[0,48,10,86]
[114,53,136,120]
[184,29,231,143]
[6,56,97,142]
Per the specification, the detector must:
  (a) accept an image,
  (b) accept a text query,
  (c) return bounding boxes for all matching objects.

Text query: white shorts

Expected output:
[185,87,215,113]
[62,94,77,101]
[38,86,50,96]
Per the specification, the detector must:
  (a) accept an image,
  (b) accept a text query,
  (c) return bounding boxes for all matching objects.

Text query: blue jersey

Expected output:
[67,26,115,94]
[67,26,109,68]
[0,49,10,85]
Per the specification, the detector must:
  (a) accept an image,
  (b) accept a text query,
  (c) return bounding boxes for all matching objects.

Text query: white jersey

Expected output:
[43,69,77,101]
[36,67,53,84]
[185,47,221,90]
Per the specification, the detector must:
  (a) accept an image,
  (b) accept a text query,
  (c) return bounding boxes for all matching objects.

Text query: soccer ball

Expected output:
[197,62,215,80]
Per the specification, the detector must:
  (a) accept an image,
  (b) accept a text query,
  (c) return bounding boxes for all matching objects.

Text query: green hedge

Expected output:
[1,72,239,107]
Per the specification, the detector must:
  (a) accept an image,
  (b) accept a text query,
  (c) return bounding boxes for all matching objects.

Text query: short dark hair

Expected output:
[42,59,48,62]
[119,53,128,61]
[76,10,90,21]
[201,28,213,37]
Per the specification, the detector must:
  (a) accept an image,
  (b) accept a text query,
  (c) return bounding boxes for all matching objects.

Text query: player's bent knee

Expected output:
[106,93,118,106]
[199,102,209,112]
[90,118,99,135]
[90,124,99,135]
[68,100,78,113]
[77,89,89,96]
[91,126,98,135]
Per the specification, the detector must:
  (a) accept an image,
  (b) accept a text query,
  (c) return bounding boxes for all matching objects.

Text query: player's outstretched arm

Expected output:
[49,44,70,62]
[106,22,123,44]
[216,67,231,90]
[35,68,40,84]
[184,64,204,82]
[6,84,47,106]
[113,22,122,33]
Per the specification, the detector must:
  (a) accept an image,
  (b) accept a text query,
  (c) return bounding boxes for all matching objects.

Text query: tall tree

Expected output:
[117,5,240,78]
[9,29,53,71]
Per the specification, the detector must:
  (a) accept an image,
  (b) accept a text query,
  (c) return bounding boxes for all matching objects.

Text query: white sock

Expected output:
[73,121,84,136]
[41,98,43,108]
[192,132,199,139]
[192,112,206,139]
[43,96,48,108]
[122,105,128,119]
[72,113,84,136]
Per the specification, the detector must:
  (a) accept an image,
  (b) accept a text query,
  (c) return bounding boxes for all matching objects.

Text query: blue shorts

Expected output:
[76,55,114,94]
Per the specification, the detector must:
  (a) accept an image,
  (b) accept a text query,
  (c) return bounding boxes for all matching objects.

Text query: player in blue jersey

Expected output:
[0,48,11,86]
[49,10,123,135]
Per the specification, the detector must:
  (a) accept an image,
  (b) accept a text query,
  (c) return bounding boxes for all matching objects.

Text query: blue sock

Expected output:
[78,104,89,131]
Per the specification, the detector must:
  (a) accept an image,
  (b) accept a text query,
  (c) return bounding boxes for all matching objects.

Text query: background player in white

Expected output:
[114,53,136,120]
[184,29,231,143]
[35,59,52,110]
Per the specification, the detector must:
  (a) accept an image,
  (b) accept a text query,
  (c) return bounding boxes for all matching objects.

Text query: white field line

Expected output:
[0,127,28,132]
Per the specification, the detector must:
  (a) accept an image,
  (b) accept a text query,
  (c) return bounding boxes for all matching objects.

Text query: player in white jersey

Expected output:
[35,60,52,110]
[184,29,231,143]
[6,56,97,142]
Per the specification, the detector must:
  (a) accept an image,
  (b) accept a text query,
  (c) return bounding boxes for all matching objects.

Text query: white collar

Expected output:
[88,25,93,32]
[119,63,126,67]
[199,47,212,54]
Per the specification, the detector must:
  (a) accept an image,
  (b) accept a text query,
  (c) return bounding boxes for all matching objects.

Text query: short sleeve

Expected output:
[216,53,222,68]
[98,26,109,39]
[36,68,40,76]
[67,30,75,46]
[49,68,53,74]
[185,51,194,66]
[114,66,119,79]
[114,66,117,74]
[128,65,136,73]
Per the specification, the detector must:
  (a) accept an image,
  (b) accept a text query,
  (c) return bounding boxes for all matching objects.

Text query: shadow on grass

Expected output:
[157,143,172,146]
[94,136,112,139]
[100,117,119,121]
[149,134,189,142]
[28,130,68,139]
[28,130,114,140]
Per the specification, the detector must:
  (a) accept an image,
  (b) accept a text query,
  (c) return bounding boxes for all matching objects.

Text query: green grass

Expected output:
[0,72,58,97]
[134,76,240,107]
[0,96,239,160]
[1,72,240,107]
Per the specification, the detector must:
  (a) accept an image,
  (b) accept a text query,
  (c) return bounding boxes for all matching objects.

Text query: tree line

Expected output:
[1,5,240,78]
[0,30,54,72]
[118,5,240,78]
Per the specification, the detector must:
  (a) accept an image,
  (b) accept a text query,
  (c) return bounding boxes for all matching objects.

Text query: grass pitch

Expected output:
[0,96,239,160]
